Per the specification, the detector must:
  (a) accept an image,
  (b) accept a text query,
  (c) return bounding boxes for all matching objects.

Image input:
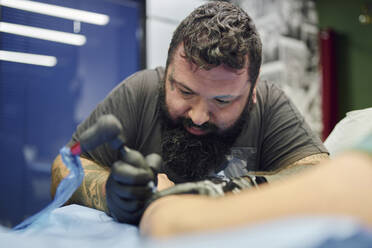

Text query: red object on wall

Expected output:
[320,29,338,141]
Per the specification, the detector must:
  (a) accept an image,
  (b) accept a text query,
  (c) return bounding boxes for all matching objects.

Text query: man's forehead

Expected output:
[169,62,249,84]
[172,45,249,80]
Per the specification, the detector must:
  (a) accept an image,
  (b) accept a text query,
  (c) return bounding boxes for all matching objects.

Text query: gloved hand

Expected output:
[105,147,162,225]
[152,180,226,200]
[147,175,267,206]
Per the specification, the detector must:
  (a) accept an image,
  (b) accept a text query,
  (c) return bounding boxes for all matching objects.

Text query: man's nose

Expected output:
[188,99,210,126]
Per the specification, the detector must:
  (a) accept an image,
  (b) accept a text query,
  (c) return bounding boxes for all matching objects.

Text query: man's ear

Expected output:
[252,86,257,104]
[252,74,260,104]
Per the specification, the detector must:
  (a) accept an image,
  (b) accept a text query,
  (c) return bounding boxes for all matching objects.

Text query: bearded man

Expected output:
[51,1,328,226]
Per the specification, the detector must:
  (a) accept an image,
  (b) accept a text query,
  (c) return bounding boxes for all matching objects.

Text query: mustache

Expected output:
[182,117,218,132]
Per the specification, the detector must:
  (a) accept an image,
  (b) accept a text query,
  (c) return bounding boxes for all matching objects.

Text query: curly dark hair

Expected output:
[165,1,262,85]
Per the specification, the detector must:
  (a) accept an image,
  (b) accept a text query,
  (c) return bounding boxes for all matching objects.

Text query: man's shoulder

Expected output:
[256,80,286,101]
[108,67,164,100]
[255,80,294,118]
[130,66,165,83]
[117,66,164,89]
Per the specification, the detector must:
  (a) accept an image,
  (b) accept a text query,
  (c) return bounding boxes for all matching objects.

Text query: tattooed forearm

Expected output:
[288,152,330,168]
[71,160,110,213]
[251,153,330,183]
[51,155,70,198]
[51,155,110,213]
[268,153,330,182]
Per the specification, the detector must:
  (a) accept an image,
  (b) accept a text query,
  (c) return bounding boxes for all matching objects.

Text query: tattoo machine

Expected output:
[69,114,156,190]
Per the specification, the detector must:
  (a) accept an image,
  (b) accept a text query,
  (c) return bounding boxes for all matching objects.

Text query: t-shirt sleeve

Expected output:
[68,70,152,167]
[259,83,328,171]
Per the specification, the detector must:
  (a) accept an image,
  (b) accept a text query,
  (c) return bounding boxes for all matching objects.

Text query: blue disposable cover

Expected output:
[1,206,371,248]
[2,137,371,247]
[13,146,84,230]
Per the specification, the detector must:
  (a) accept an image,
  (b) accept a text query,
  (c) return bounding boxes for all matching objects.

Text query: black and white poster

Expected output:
[235,0,322,135]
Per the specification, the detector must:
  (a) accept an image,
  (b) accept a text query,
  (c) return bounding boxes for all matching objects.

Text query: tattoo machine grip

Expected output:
[70,114,123,155]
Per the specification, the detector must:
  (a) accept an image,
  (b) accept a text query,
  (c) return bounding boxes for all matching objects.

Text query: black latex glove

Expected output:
[106,147,162,225]
[148,175,267,206]
[152,180,226,200]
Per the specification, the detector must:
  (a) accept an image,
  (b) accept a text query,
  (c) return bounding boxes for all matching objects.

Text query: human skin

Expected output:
[165,44,256,136]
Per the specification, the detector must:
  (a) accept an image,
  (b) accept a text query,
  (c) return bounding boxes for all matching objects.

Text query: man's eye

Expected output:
[179,89,193,96]
[215,98,231,105]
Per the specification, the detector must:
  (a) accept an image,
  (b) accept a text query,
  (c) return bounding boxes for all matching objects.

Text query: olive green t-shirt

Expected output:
[70,67,327,178]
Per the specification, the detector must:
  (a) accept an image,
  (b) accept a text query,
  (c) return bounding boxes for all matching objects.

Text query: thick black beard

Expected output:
[158,81,252,183]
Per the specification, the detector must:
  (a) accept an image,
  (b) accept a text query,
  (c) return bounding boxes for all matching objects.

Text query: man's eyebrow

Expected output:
[214,94,236,99]
[168,75,195,93]
[213,80,251,100]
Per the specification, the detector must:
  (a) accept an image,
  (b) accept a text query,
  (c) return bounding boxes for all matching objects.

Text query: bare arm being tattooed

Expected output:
[51,155,110,213]
[140,151,372,238]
